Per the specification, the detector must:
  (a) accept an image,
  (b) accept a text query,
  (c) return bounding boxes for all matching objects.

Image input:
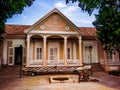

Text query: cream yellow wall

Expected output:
[60,42,63,60]
[46,42,48,60]
[46,40,64,61]
[34,14,75,32]
[71,43,73,60]
[33,41,35,60]
[76,43,79,59]
[30,39,80,62]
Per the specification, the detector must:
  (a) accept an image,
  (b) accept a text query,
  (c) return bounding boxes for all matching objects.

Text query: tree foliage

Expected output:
[0,0,34,36]
[93,1,120,55]
[66,0,120,59]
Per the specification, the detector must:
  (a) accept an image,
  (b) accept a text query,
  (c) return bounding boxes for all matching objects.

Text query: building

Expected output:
[0,8,119,72]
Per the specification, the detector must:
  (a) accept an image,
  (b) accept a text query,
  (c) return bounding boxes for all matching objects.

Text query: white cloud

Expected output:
[6,0,95,27]
[54,1,95,27]
[54,2,67,8]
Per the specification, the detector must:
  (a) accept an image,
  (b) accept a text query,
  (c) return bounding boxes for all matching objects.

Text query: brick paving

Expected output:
[0,66,120,90]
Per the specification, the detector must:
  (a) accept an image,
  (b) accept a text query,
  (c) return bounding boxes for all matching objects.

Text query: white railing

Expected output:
[100,59,120,65]
[108,59,120,65]
[47,60,56,66]
[57,60,64,66]
[47,60,80,66]
[30,60,43,65]
[29,60,81,66]
[100,59,104,65]
[67,60,80,66]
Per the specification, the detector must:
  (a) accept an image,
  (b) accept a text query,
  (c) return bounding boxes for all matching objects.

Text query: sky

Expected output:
[6,0,96,27]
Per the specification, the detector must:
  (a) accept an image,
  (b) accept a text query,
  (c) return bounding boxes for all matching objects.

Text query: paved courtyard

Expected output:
[0,66,120,90]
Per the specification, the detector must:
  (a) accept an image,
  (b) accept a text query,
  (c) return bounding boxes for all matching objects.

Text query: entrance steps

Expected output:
[92,63,104,72]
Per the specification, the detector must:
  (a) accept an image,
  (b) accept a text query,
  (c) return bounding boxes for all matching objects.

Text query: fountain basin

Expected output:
[50,76,73,83]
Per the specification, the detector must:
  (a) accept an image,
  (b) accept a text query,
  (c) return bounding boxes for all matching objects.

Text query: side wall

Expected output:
[0,42,3,65]
[2,39,26,65]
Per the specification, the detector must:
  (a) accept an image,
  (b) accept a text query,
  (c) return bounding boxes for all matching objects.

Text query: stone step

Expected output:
[92,63,104,72]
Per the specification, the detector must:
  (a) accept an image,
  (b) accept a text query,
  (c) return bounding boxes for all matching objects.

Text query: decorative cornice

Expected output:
[30,30,79,35]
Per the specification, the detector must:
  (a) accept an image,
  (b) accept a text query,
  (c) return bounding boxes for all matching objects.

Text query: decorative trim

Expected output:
[40,25,45,30]
[30,30,79,35]
[65,26,70,30]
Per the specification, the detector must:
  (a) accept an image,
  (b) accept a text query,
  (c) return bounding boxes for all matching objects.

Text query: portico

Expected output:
[26,33,83,67]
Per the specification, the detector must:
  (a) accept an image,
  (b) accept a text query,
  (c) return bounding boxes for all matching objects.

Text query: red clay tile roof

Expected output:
[5,25,96,37]
[5,24,30,35]
[79,27,96,36]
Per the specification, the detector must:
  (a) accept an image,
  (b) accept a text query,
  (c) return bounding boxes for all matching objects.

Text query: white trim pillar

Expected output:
[26,35,30,67]
[43,35,47,66]
[3,40,7,65]
[79,36,83,66]
[64,36,67,66]
[104,50,108,65]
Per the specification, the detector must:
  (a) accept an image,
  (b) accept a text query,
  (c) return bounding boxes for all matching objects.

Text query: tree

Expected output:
[66,0,120,60]
[93,1,120,60]
[0,0,34,37]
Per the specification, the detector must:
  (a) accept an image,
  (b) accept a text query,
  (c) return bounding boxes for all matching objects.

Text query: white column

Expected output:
[64,36,67,66]
[26,35,30,67]
[79,36,83,66]
[3,40,7,65]
[43,35,47,66]
[104,50,108,65]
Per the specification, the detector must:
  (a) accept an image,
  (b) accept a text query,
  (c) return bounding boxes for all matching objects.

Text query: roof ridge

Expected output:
[79,27,95,28]
[5,24,31,26]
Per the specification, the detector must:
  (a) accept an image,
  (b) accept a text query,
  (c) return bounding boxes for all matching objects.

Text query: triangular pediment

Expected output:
[24,8,83,34]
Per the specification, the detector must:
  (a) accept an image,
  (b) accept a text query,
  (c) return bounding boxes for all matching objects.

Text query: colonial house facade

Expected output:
[0,8,119,72]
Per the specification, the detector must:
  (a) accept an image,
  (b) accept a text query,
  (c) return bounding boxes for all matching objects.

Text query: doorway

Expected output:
[14,47,21,65]
[84,46,91,64]
[48,46,59,66]
[49,47,58,63]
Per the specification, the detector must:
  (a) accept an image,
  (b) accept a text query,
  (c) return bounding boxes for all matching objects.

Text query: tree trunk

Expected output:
[116,50,120,61]
[119,52,120,74]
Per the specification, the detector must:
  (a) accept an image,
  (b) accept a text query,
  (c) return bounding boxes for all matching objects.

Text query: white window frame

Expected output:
[107,52,115,62]
[22,47,26,65]
[36,48,42,60]
[8,47,14,65]
[48,43,59,65]
[67,42,72,60]
[35,42,43,60]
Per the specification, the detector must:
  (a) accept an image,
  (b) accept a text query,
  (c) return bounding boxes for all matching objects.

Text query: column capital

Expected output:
[27,38,30,42]
[43,35,47,39]
[79,36,82,44]
[27,35,30,39]
[64,35,68,39]
[79,36,82,40]
[64,37,67,41]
